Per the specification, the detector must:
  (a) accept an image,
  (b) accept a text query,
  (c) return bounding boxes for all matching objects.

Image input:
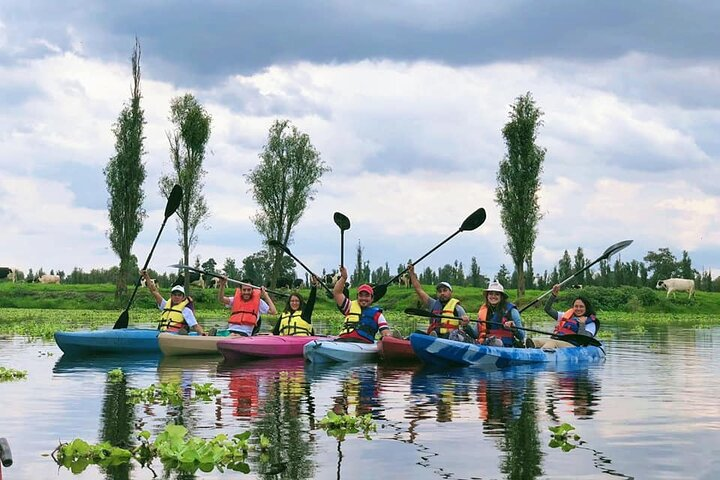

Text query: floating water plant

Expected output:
[106,368,124,382]
[0,366,28,381]
[548,423,580,452]
[52,424,275,475]
[318,411,377,440]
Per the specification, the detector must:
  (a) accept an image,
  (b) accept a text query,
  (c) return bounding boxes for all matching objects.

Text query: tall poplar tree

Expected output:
[246,119,330,288]
[104,38,146,299]
[159,94,211,292]
[495,92,545,297]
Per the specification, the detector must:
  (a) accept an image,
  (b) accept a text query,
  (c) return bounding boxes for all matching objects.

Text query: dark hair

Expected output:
[241,278,253,285]
[284,292,305,313]
[573,296,596,317]
[484,292,511,318]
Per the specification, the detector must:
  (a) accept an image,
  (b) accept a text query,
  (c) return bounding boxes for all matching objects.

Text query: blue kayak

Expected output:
[54,329,161,356]
[409,333,605,369]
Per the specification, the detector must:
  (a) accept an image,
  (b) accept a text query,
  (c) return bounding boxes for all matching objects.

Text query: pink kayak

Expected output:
[217,335,329,361]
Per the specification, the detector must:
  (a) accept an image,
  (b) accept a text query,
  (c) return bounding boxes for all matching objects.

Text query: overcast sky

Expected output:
[1,1,719,282]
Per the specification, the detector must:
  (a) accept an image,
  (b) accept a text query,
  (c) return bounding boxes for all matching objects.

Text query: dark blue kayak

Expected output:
[409,333,605,369]
[54,329,161,356]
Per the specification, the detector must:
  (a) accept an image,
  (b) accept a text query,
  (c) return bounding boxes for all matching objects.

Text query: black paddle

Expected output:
[267,240,334,296]
[404,308,601,347]
[519,239,633,314]
[113,185,183,329]
[168,264,290,297]
[333,212,351,268]
[373,207,487,301]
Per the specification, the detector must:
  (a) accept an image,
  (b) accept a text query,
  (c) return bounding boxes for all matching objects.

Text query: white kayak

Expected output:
[303,339,378,363]
[158,333,223,356]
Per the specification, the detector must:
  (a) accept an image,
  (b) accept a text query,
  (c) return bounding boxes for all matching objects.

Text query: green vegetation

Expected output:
[318,411,377,441]
[1,282,720,339]
[548,423,580,452]
[107,369,124,382]
[127,382,222,406]
[53,424,274,475]
[0,366,28,381]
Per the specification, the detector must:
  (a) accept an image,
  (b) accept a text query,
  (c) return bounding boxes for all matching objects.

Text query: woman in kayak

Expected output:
[273,276,319,336]
[475,281,526,347]
[532,283,599,349]
[142,270,207,335]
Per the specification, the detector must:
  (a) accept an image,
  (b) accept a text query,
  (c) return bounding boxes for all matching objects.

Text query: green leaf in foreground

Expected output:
[0,366,28,381]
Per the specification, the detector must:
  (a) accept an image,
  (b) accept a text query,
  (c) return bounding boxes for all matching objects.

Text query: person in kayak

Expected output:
[532,283,599,349]
[218,277,277,337]
[142,270,207,335]
[407,263,471,340]
[333,265,392,343]
[272,276,319,336]
[475,281,525,347]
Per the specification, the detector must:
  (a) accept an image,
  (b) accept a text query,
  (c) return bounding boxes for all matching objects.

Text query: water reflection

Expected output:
[100,372,134,480]
[545,367,601,421]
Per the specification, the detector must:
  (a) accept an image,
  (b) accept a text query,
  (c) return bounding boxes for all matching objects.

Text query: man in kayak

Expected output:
[142,270,207,335]
[532,283,599,349]
[217,276,277,336]
[407,263,471,340]
[333,265,392,342]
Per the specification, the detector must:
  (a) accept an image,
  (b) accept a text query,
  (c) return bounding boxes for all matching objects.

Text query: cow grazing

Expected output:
[140,277,157,288]
[293,278,304,289]
[396,273,410,288]
[656,278,695,299]
[0,267,16,282]
[175,272,205,289]
[209,277,222,288]
[323,271,341,287]
[37,274,61,284]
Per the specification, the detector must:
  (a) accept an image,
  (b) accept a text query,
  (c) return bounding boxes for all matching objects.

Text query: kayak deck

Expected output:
[409,333,605,368]
[158,333,224,356]
[217,335,325,361]
[54,329,160,356]
[303,339,378,363]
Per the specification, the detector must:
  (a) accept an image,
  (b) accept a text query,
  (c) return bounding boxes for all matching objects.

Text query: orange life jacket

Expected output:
[229,288,261,327]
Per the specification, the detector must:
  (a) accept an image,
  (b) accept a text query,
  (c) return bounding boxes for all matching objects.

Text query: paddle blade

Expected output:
[113,310,129,330]
[601,239,633,260]
[404,307,432,318]
[373,283,388,302]
[551,333,602,348]
[459,207,487,231]
[164,184,183,218]
[333,212,351,230]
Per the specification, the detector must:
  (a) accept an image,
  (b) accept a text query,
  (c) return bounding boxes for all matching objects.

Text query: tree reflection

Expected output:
[99,374,134,480]
[545,367,601,421]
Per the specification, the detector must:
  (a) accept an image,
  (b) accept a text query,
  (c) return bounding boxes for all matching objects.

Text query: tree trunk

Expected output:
[516,261,526,298]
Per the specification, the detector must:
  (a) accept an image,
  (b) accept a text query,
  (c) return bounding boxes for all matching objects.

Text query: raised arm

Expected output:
[218,276,231,306]
[544,283,562,320]
[302,277,319,323]
[408,263,430,305]
[142,270,163,305]
[333,266,349,307]
[261,286,277,315]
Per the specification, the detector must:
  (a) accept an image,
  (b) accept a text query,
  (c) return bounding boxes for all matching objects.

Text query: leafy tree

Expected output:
[201,258,217,274]
[159,93,212,293]
[678,250,695,279]
[495,92,545,297]
[573,247,587,285]
[496,264,511,287]
[104,38,146,299]
[241,249,296,286]
[643,248,678,285]
[469,257,482,287]
[351,241,370,285]
[223,258,239,279]
[245,119,330,288]
[557,250,572,282]
[419,267,436,285]
[525,259,535,289]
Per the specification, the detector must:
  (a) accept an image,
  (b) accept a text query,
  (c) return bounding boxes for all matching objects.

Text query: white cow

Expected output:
[140,277,157,288]
[209,277,222,288]
[656,278,695,299]
[0,267,16,282]
[396,273,410,288]
[38,274,61,284]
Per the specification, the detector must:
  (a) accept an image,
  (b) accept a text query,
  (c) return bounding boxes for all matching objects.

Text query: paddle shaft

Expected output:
[519,240,633,313]
[170,264,290,297]
[267,243,334,295]
[385,229,463,288]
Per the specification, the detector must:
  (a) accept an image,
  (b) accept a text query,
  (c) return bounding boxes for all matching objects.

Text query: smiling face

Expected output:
[486,291,502,306]
[573,299,587,317]
[289,294,301,311]
[171,291,185,304]
[241,285,254,301]
[357,291,373,307]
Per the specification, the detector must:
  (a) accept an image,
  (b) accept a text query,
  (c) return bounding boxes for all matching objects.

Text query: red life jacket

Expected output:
[554,309,598,336]
[229,289,261,327]
[477,303,516,341]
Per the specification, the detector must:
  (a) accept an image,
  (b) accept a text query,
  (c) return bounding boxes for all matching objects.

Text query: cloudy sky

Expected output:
[1,0,719,282]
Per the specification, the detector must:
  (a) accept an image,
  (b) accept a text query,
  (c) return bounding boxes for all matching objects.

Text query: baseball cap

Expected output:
[171,285,185,295]
[436,281,453,291]
[357,284,374,296]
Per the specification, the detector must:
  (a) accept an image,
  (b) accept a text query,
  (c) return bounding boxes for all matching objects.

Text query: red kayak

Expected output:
[217,335,327,361]
[379,336,419,362]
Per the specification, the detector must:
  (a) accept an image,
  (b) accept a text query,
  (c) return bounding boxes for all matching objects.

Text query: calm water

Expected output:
[1,324,720,479]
